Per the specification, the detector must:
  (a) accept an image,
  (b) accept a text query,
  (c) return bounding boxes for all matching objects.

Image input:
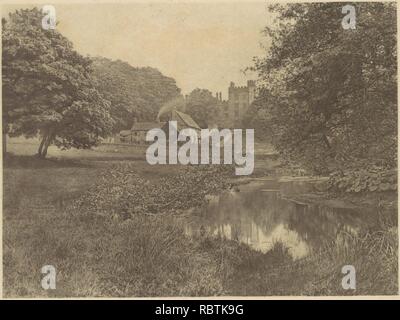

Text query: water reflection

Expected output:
[185,180,380,259]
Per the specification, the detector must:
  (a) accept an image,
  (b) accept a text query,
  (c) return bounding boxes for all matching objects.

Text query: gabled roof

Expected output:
[173,110,201,130]
[120,130,132,137]
[131,122,166,131]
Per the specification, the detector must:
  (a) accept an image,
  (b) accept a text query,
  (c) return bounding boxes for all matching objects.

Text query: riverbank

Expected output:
[5,202,397,296]
[4,154,397,297]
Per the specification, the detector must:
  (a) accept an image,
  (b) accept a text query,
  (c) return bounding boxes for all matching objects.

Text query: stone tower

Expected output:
[227,80,256,127]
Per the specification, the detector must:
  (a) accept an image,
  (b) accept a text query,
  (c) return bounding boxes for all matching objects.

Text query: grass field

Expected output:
[3,138,398,297]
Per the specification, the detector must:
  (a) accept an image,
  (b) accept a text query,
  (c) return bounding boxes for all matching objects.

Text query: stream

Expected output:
[185,178,382,259]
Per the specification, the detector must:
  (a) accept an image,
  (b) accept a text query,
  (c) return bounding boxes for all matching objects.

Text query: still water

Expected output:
[185,179,381,259]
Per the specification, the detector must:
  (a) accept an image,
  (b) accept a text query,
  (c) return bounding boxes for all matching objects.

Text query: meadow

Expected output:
[3,138,397,297]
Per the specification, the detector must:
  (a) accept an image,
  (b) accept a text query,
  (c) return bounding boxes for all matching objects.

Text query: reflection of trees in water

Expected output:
[198,188,381,253]
[285,204,364,249]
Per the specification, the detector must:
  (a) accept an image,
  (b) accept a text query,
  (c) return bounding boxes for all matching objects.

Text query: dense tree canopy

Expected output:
[185,88,219,128]
[253,3,397,173]
[91,57,181,132]
[242,88,276,140]
[2,8,114,157]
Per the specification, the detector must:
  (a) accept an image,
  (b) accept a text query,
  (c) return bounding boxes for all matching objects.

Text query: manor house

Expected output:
[213,80,256,128]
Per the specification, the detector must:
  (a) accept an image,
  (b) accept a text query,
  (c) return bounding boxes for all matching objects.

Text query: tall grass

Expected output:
[4,201,397,297]
[3,156,397,297]
[4,210,229,297]
[216,217,398,296]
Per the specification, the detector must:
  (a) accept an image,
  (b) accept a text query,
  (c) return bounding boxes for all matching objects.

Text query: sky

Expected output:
[2,2,273,98]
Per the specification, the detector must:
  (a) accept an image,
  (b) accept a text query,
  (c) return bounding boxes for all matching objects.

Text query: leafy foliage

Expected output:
[91,57,181,132]
[185,88,219,128]
[328,167,397,193]
[242,88,275,141]
[2,8,114,157]
[70,164,233,217]
[253,3,397,174]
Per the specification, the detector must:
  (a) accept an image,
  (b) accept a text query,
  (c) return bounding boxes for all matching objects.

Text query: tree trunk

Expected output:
[38,135,47,158]
[39,132,55,158]
[38,133,53,158]
[2,132,6,155]
[41,137,51,158]
[322,134,331,150]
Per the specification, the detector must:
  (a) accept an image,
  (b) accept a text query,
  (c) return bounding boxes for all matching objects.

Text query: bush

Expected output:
[69,163,234,217]
[328,167,397,193]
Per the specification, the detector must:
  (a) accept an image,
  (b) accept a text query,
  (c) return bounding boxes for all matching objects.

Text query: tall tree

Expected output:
[91,57,181,132]
[2,8,114,157]
[254,3,396,173]
[242,88,275,141]
[185,88,219,128]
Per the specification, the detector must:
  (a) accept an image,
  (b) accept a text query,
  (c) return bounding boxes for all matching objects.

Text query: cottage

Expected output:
[118,121,165,144]
[131,121,165,144]
[118,130,133,143]
[161,110,201,138]
[117,110,201,145]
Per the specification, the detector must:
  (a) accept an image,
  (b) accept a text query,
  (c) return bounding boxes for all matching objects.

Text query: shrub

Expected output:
[69,163,234,217]
[328,167,397,193]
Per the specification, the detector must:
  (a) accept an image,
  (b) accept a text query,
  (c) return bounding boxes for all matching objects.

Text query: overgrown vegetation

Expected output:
[69,164,233,218]
[249,3,397,175]
[3,2,398,298]
[201,215,397,296]
[328,167,397,193]
[5,187,397,296]
[4,157,397,297]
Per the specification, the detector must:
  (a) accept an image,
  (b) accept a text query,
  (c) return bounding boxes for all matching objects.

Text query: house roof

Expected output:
[131,122,166,131]
[120,130,132,137]
[173,110,201,130]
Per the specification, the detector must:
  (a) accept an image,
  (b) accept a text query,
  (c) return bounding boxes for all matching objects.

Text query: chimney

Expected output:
[219,92,222,101]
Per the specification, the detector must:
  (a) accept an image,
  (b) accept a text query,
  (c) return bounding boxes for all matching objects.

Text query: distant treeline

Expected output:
[91,57,181,133]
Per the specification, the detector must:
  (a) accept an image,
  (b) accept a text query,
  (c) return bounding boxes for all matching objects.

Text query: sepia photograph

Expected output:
[1,1,398,298]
